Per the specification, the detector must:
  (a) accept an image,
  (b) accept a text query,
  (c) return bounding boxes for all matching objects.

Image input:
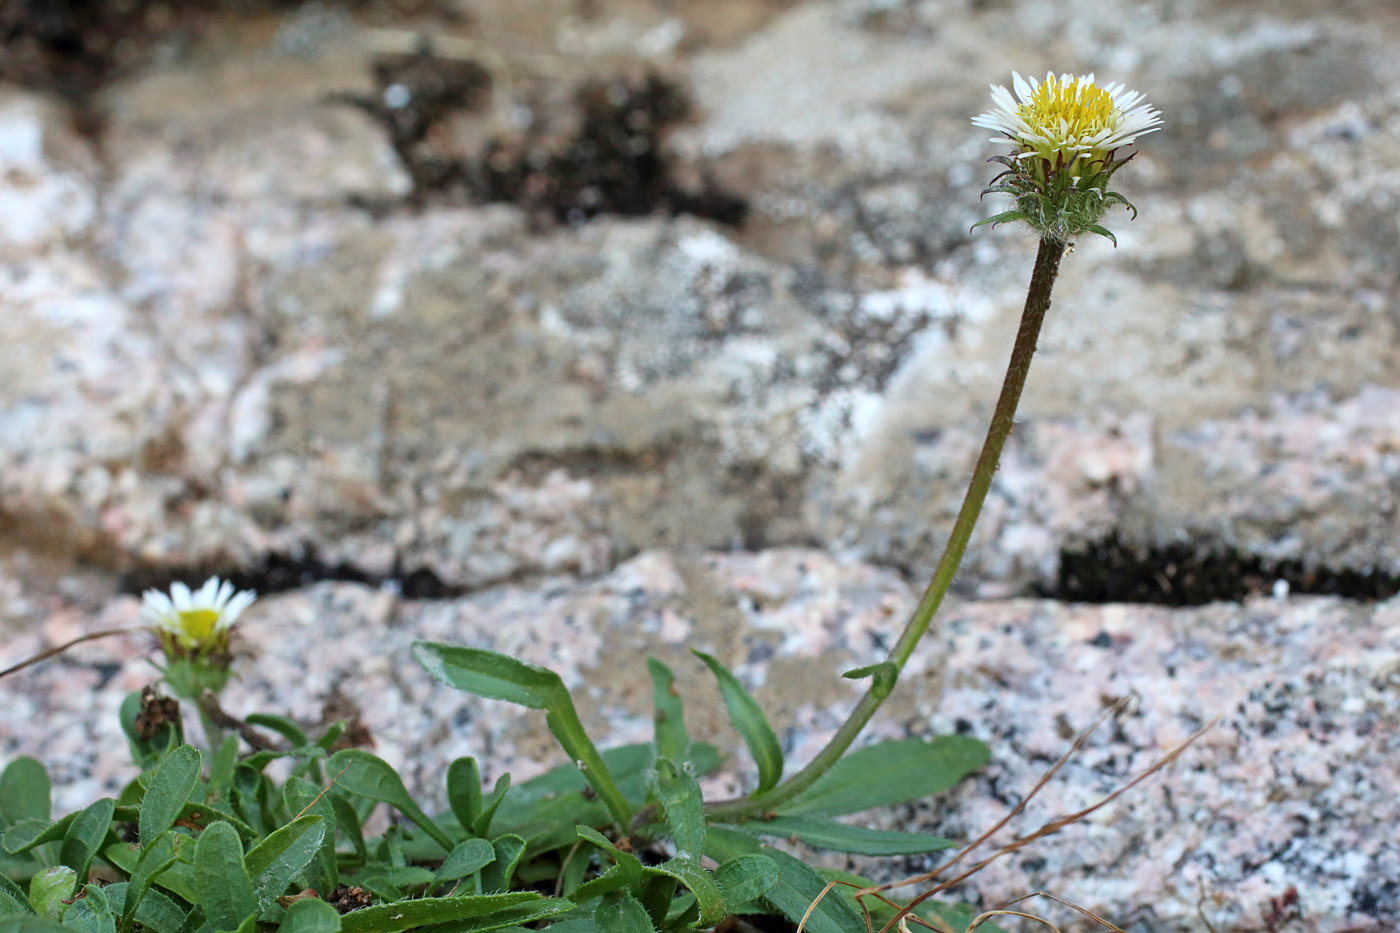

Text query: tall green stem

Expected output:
[708,237,1067,821]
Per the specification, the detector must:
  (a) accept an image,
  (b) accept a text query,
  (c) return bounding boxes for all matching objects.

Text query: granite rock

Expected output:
[2,0,1400,590]
[2,550,1396,932]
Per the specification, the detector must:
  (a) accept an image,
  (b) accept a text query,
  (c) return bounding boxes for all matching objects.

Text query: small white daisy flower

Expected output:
[141,576,256,653]
[973,72,1162,172]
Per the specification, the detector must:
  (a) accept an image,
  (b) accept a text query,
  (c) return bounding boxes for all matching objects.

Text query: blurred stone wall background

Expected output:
[2,1,1399,930]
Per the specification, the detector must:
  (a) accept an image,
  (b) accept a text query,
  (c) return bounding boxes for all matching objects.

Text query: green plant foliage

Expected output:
[138,747,201,846]
[0,762,50,828]
[739,816,956,856]
[2,640,990,933]
[777,736,990,817]
[691,652,784,794]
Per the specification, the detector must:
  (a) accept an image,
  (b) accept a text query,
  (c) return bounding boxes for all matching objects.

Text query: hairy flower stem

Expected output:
[708,237,1067,822]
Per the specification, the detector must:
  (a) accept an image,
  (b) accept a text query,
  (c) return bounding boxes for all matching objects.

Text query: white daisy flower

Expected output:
[141,576,256,652]
[973,72,1162,172]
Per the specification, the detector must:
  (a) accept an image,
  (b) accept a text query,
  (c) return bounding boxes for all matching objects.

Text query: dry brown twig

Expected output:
[795,699,1218,933]
[0,627,142,680]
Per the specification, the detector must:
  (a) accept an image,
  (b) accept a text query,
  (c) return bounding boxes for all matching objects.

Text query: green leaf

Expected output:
[0,872,30,916]
[640,877,679,929]
[277,898,341,933]
[445,759,482,837]
[27,867,75,920]
[118,832,178,933]
[244,714,308,748]
[330,795,367,861]
[63,884,115,933]
[692,651,783,794]
[593,894,653,933]
[208,736,240,801]
[326,751,453,851]
[104,884,186,933]
[778,736,989,817]
[281,779,339,894]
[436,839,496,883]
[574,827,642,887]
[2,817,66,856]
[192,822,256,932]
[337,894,545,933]
[103,834,199,904]
[1082,224,1118,246]
[647,859,724,929]
[0,760,50,826]
[712,855,780,908]
[651,759,703,861]
[645,660,688,762]
[478,836,525,895]
[0,916,74,933]
[413,642,633,828]
[139,746,201,846]
[970,210,1032,230]
[743,816,956,855]
[472,775,509,839]
[59,799,115,882]
[840,662,897,701]
[704,828,861,933]
[416,898,574,933]
[245,815,327,910]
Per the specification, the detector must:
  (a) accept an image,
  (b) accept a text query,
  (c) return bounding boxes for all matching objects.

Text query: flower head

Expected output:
[971,72,1160,244]
[973,72,1162,174]
[141,576,255,655]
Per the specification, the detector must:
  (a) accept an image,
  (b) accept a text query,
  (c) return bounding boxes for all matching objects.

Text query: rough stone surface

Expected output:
[3,0,1400,589]
[5,1,1400,931]
[3,551,1398,932]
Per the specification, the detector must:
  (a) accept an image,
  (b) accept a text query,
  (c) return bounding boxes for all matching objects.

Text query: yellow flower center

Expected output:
[177,608,222,643]
[1018,76,1115,137]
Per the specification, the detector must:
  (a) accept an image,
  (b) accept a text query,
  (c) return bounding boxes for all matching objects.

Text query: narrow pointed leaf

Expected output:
[118,832,178,933]
[326,751,453,851]
[692,651,783,793]
[647,859,724,929]
[445,758,482,836]
[778,736,988,817]
[337,893,545,933]
[645,660,688,761]
[413,642,633,827]
[651,758,704,860]
[1082,224,1118,246]
[746,816,956,855]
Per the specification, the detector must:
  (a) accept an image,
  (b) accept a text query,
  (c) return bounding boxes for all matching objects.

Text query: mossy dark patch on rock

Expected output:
[119,549,462,600]
[1048,532,1400,605]
[339,50,748,225]
[0,0,457,99]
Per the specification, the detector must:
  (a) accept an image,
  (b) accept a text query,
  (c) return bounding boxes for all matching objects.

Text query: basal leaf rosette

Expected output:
[972,72,1162,243]
[140,576,255,698]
